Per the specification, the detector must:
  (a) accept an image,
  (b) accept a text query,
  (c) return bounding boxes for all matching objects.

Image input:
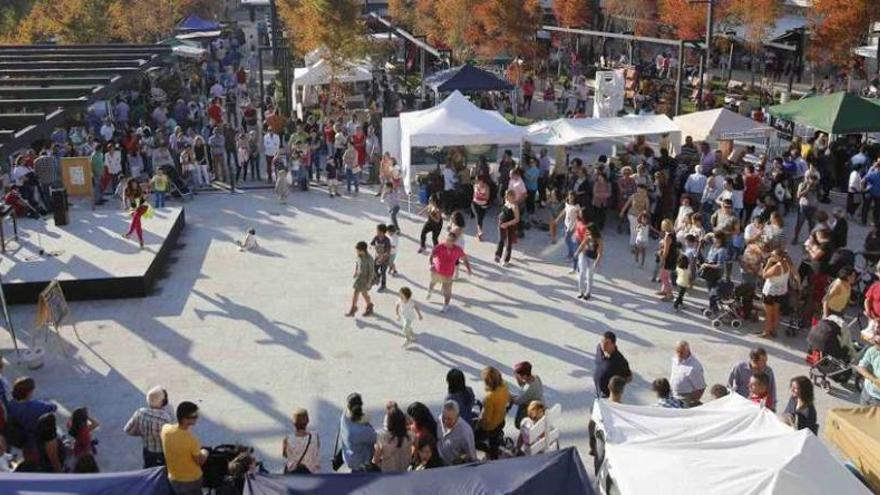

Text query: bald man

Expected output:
[670,341,706,405]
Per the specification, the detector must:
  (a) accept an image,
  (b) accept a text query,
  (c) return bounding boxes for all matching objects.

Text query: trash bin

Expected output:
[419,183,429,205]
[50,187,69,227]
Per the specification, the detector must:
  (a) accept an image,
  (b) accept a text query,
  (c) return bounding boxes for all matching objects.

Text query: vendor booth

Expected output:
[383,90,525,194]
[673,108,773,142]
[176,14,220,33]
[524,114,681,148]
[768,92,880,135]
[163,38,207,60]
[292,58,373,118]
[424,64,513,99]
[825,406,880,493]
[592,394,871,495]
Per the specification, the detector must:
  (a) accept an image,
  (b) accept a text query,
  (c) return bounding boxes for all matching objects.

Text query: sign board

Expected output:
[36,280,69,328]
[770,116,794,141]
[60,157,93,197]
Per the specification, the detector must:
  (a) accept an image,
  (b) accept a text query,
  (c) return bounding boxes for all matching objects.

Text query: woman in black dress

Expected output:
[495,190,520,267]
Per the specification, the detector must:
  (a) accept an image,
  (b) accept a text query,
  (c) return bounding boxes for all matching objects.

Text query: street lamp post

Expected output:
[688,0,714,109]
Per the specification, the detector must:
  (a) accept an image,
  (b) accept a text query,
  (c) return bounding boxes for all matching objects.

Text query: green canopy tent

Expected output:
[768,92,880,134]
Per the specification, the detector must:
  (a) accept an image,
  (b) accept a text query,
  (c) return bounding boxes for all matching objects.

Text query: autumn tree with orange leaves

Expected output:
[109,0,219,43]
[658,0,729,41]
[728,0,782,51]
[466,0,543,63]
[13,0,220,44]
[15,0,112,44]
[277,0,368,71]
[553,0,592,28]
[387,0,417,30]
[809,0,878,66]
[603,0,660,36]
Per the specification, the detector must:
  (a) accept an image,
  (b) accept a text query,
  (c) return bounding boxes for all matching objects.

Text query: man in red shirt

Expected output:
[428,233,473,312]
[207,98,224,127]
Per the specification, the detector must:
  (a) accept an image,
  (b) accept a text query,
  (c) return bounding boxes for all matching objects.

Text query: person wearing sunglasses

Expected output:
[161,401,208,495]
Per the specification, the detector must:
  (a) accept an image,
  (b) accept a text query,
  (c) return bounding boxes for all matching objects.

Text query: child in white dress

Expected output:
[396,287,423,347]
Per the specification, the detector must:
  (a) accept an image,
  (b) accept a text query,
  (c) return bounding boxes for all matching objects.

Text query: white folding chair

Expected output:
[544,403,562,450]
[521,416,547,456]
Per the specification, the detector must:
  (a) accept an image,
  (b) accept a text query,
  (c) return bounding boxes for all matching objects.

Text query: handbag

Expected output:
[284,434,312,475]
[699,264,721,284]
[331,427,344,471]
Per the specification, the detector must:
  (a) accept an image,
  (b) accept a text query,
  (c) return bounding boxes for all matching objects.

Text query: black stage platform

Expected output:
[0,206,185,304]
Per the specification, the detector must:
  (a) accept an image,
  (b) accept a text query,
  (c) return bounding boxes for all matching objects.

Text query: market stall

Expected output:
[673,107,773,142]
[768,91,880,135]
[592,394,871,495]
[424,64,513,99]
[525,114,681,148]
[384,90,525,194]
[292,58,373,118]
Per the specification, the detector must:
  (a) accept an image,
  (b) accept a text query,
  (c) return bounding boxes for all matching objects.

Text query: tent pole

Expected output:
[675,40,684,116]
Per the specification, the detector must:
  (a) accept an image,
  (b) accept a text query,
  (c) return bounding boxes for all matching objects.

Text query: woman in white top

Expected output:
[372,403,414,472]
[674,196,695,239]
[282,408,321,473]
[848,167,862,217]
[761,249,797,339]
[555,192,581,267]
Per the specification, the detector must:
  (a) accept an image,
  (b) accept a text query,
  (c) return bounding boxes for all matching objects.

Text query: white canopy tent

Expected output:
[524,115,681,149]
[171,44,207,59]
[292,58,373,117]
[856,45,877,59]
[303,48,328,66]
[175,30,222,41]
[592,394,871,495]
[393,91,525,194]
[674,108,773,142]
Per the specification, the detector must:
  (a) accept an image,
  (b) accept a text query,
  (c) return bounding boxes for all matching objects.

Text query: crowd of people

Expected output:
[4,6,880,491]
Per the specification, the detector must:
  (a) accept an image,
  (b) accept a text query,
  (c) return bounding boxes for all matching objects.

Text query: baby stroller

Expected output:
[159,165,193,202]
[703,279,744,329]
[806,316,859,391]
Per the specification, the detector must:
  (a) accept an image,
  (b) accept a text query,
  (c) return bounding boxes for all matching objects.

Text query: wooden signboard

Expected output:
[35,280,80,357]
[60,157,93,197]
[37,280,69,328]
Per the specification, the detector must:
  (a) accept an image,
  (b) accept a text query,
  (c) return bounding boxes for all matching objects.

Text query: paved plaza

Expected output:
[0,187,863,472]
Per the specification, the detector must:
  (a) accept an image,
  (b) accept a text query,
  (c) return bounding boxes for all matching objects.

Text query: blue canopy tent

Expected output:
[245,448,594,495]
[425,64,514,94]
[0,466,173,494]
[176,14,221,32]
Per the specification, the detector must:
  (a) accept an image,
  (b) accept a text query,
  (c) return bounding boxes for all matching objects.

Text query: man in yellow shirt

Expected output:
[161,401,208,495]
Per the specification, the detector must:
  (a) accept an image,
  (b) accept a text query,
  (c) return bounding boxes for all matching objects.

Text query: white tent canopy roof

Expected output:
[401,90,524,147]
[172,44,206,59]
[293,58,373,87]
[398,91,524,193]
[673,107,773,141]
[524,114,680,147]
[856,45,877,59]
[594,394,870,495]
